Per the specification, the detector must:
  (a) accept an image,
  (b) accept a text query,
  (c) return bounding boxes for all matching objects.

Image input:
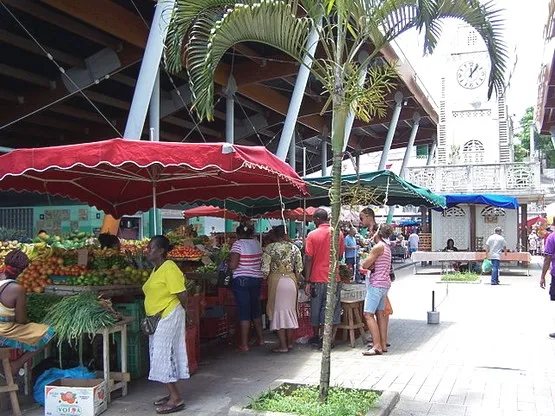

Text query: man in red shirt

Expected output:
[304,208,345,347]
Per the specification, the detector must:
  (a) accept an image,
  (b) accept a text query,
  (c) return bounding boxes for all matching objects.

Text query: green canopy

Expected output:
[205,170,445,216]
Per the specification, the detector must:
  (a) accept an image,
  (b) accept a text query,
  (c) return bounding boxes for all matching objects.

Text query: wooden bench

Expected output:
[0,348,21,416]
[337,300,366,347]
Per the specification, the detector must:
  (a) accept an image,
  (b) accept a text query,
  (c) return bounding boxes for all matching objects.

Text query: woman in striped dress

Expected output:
[361,224,394,356]
[229,223,264,351]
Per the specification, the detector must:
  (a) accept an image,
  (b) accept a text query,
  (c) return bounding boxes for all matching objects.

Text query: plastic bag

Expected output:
[481,259,493,274]
[34,365,96,406]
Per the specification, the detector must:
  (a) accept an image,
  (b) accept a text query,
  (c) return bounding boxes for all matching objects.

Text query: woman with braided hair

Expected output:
[0,249,54,376]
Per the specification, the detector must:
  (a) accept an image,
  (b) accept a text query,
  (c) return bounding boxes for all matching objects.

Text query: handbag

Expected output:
[217,261,233,288]
[141,313,161,336]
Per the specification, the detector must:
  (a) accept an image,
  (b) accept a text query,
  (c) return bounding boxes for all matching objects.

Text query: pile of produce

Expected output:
[168,245,204,260]
[62,267,149,286]
[120,238,148,254]
[195,263,218,273]
[44,293,120,345]
[43,230,95,250]
[89,247,128,270]
[167,225,197,245]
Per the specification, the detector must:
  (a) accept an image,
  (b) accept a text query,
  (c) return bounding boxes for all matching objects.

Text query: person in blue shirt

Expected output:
[344,227,358,280]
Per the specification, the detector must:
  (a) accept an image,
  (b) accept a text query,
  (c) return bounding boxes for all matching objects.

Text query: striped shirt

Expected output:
[368,242,391,289]
[231,239,263,278]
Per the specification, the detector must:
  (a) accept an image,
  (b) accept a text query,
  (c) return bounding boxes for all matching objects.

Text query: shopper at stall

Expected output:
[262,225,303,353]
[143,235,188,414]
[98,233,120,250]
[304,209,345,348]
[0,249,54,376]
[485,227,507,285]
[229,223,264,351]
[344,227,358,277]
[361,223,394,356]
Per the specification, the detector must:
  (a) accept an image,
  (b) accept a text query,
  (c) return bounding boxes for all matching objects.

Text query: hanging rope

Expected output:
[277,178,287,234]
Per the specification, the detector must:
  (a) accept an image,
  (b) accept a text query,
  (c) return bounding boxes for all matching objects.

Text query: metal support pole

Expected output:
[400,113,421,178]
[530,124,535,161]
[426,139,437,166]
[276,22,321,160]
[149,69,160,142]
[389,113,420,223]
[378,92,404,170]
[225,76,237,144]
[343,53,369,153]
[289,134,296,170]
[303,147,307,177]
[550,127,555,150]
[321,139,328,176]
[124,0,175,139]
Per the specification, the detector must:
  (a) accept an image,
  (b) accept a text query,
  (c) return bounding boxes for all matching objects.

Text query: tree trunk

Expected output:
[318,105,348,403]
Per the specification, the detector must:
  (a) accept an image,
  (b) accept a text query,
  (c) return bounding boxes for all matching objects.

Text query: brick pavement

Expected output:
[16,257,555,416]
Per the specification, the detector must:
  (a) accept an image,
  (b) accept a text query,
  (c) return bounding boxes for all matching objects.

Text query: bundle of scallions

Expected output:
[43,293,120,345]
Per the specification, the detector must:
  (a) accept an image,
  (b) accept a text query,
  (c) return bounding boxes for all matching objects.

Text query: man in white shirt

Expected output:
[408,231,419,254]
[485,227,507,285]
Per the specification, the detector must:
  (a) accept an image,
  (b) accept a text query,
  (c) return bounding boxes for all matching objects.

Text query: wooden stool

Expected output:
[337,300,366,348]
[0,348,21,416]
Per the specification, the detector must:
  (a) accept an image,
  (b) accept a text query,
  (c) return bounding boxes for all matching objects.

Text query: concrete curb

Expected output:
[228,380,400,416]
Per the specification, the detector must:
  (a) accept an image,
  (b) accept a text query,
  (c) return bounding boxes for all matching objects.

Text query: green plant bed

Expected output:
[248,384,380,416]
[440,272,481,283]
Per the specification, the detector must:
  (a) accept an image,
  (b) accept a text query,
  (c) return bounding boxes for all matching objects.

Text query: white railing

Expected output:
[405,162,542,194]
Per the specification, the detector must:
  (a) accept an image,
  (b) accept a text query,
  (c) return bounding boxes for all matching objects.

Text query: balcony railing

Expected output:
[404,162,542,194]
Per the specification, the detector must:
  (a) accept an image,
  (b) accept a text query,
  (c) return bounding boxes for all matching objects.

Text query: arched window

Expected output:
[462,140,484,163]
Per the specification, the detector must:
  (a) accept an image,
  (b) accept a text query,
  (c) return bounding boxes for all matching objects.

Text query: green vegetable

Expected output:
[43,293,119,346]
[27,294,63,323]
[196,263,217,273]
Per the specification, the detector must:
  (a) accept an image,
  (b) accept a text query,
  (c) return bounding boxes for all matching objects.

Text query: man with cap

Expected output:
[485,227,507,285]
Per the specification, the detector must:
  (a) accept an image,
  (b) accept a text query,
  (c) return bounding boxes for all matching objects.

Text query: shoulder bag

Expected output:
[141,312,162,336]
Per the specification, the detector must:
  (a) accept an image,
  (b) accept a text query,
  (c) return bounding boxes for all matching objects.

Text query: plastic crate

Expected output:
[186,325,199,374]
[187,294,203,327]
[294,302,312,342]
[114,300,145,333]
[200,314,228,339]
[115,332,149,380]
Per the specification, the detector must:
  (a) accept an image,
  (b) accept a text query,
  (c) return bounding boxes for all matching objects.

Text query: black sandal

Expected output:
[156,401,185,414]
[153,396,170,406]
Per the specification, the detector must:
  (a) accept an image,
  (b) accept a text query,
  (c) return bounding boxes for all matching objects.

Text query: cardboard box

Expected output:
[45,378,107,416]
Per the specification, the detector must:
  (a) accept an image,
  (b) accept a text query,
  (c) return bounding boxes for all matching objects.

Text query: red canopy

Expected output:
[0,139,308,218]
[527,216,547,227]
[183,206,244,222]
[259,207,317,221]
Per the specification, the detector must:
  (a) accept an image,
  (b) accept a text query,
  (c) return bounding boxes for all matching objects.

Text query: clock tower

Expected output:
[436,25,512,165]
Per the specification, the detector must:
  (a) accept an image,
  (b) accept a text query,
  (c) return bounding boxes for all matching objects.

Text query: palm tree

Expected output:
[165,0,507,402]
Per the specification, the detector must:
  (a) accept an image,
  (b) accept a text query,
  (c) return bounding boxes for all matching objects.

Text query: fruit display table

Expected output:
[87,316,133,403]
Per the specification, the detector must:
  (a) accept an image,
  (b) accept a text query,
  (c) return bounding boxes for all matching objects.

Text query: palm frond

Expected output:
[186,0,312,121]
[165,0,258,73]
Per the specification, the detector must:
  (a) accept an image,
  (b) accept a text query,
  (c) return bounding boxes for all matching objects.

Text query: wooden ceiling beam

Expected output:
[41,0,149,49]
[48,105,108,124]
[0,46,142,128]
[110,73,137,88]
[0,29,85,68]
[4,0,122,50]
[0,64,54,88]
[233,58,300,86]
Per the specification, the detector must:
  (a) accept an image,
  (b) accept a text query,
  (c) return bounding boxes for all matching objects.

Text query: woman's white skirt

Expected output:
[149,305,189,383]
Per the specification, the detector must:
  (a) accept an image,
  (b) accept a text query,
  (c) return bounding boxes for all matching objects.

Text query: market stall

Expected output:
[0,139,308,412]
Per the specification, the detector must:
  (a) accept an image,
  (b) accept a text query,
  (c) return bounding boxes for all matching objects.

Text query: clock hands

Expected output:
[469,63,478,78]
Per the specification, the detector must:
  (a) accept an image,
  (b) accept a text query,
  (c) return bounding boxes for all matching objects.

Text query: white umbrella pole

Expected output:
[152,183,158,235]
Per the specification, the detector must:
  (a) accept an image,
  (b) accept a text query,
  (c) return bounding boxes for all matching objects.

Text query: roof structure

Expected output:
[0,0,438,176]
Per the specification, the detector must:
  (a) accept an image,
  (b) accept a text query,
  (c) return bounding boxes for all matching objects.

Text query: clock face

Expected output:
[456,61,487,89]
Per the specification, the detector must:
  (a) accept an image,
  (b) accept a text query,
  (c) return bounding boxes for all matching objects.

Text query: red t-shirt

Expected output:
[305,223,345,283]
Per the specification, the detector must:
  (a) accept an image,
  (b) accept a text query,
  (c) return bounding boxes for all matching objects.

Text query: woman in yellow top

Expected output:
[0,250,54,376]
[143,235,188,415]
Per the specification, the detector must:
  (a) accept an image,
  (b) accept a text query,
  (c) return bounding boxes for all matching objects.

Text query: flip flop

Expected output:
[153,396,170,406]
[237,345,249,352]
[156,401,185,414]
[272,348,289,353]
[362,348,382,356]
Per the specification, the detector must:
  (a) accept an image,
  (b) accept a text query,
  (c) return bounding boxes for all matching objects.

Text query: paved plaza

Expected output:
[17,257,555,416]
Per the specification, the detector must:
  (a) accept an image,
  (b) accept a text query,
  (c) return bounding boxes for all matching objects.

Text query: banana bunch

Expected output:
[25,243,54,261]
